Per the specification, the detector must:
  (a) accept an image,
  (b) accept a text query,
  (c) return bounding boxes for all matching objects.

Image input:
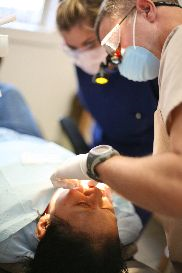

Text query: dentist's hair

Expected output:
[95,0,179,41]
[56,0,103,31]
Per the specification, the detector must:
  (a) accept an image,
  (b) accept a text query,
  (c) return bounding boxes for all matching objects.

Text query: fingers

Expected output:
[51,178,80,189]
[88,180,97,187]
[96,183,112,201]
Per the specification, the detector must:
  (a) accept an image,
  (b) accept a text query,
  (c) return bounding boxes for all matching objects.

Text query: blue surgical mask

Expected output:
[118,11,160,82]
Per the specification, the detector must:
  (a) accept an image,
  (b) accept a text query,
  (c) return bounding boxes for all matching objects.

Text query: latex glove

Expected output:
[51,154,91,188]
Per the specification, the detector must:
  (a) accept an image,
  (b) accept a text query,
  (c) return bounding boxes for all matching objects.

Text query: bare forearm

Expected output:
[96,153,182,217]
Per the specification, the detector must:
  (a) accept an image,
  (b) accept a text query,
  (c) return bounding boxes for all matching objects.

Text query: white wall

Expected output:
[0,27,77,142]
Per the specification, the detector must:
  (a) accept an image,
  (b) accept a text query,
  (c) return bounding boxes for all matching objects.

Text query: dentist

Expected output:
[51,1,182,272]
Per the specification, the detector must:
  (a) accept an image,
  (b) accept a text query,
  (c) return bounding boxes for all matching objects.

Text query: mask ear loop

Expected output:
[133,10,137,49]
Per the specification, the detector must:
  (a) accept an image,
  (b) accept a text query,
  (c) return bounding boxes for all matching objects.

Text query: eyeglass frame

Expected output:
[101,6,135,54]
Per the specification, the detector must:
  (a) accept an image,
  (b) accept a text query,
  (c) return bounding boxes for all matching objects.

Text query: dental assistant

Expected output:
[51,1,182,272]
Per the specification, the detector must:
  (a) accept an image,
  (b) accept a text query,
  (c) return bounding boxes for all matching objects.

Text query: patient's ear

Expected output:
[36,214,51,240]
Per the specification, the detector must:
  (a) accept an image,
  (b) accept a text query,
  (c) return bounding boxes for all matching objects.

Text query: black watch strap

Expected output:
[86,146,119,181]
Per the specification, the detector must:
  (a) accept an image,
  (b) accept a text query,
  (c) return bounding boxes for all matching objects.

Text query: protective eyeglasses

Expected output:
[101,7,135,56]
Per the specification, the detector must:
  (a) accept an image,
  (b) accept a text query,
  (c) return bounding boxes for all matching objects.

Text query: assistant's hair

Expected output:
[95,0,179,40]
[25,217,127,273]
[56,0,103,31]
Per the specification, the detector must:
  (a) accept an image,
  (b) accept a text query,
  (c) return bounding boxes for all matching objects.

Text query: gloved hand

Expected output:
[51,154,91,188]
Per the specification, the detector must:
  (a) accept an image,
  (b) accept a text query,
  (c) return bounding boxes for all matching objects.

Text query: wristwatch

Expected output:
[87,145,120,181]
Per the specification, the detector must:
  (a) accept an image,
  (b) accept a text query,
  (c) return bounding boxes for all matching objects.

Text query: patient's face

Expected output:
[48,184,118,237]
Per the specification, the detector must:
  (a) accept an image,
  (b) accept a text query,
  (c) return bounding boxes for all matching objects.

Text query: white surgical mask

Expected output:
[118,11,160,82]
[61,40,107,75]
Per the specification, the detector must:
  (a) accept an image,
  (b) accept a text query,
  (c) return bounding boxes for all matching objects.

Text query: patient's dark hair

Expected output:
[26,217,127,273]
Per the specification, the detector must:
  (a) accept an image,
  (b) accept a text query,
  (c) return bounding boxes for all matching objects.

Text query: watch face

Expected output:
[92,145,112,155]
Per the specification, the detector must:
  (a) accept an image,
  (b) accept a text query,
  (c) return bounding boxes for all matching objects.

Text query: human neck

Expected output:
[157,8,182,57]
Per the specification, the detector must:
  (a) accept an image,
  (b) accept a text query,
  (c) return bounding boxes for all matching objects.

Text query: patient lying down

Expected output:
[0,181,142,273]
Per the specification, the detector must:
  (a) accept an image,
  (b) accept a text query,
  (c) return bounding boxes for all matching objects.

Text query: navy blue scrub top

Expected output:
[76,67,158,157]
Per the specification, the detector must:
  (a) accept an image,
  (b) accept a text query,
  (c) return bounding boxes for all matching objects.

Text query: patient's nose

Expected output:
[84,187,102,206]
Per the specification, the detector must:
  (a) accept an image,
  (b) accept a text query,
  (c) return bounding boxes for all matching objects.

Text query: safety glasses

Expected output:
[101,7,135,55]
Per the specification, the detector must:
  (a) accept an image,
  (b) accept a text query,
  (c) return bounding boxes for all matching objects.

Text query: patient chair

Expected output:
[127,260,159,273]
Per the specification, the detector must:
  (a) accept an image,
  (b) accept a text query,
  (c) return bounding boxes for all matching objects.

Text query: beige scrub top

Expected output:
[154,25,182,272]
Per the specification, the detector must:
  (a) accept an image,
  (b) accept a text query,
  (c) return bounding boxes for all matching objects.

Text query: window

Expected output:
[0,0,59,28]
